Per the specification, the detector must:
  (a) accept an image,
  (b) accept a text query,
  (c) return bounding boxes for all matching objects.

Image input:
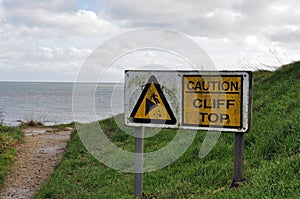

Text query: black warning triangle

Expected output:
[130,75,177,124]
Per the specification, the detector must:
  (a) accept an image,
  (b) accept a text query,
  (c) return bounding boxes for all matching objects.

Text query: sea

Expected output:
[0,82,124,126]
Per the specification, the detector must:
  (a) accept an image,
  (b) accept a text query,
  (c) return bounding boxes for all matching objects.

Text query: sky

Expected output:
[0,0,299,82]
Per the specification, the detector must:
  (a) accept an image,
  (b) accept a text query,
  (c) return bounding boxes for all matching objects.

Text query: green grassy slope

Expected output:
[0,125,24,189]
[35,62,300,198]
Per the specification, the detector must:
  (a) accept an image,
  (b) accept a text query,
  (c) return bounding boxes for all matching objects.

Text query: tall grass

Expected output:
[0,125,24,188]
[35,62,300,198]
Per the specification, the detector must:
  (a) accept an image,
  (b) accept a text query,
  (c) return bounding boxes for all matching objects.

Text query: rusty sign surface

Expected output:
[125,70,252,132]
[183,75,243,128]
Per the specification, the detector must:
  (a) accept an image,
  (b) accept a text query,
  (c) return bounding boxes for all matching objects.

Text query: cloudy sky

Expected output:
[0,0,299,82]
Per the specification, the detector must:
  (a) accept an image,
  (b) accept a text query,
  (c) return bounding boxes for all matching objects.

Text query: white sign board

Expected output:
[125,70,252,132]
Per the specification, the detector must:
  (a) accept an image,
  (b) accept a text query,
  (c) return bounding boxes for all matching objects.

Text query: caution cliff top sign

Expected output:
[125,70,252,132]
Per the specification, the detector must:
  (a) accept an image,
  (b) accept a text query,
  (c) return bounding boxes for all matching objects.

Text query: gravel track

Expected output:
[0,128,71,199]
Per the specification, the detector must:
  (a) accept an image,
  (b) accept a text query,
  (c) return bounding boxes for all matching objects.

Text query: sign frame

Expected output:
[125,70,252,133]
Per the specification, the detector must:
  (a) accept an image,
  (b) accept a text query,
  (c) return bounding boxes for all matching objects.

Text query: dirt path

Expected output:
[0,127,72,199]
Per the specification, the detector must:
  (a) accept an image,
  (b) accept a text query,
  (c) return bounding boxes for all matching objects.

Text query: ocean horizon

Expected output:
[0,82,124,126]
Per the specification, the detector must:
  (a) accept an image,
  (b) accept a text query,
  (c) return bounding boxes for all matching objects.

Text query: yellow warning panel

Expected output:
[183,75,242,128]
[130,76,176,124]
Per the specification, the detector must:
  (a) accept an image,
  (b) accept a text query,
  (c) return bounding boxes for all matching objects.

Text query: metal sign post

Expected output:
[134,127,144,198]
[232,133,245,186]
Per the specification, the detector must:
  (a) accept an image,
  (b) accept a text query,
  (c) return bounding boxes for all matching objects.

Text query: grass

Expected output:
[46,122,76,132]
[0,125,24,189]
[35,62,300,198]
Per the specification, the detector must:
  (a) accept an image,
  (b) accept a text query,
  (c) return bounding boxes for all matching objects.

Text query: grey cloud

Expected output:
[271,29,300,44]
[2,0,77,13]
[1,0,300,81]
[100,0,245,38]
[98,0,299,39]
[234,0,269,16]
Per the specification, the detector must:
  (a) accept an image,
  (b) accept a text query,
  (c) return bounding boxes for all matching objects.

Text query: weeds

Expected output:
[0,108,4,125]
[35,62,300,198]
[0,125,24,188]
[17,112,48,127]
